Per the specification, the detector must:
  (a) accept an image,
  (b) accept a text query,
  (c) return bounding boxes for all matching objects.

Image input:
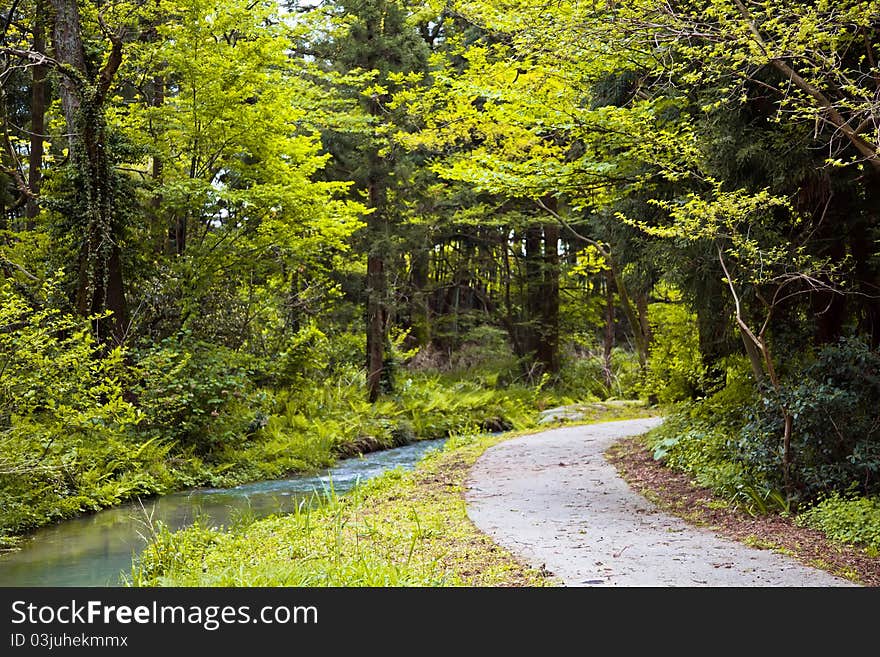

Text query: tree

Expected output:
[116,0,364,352]
[393,11,655,377]
[299,0,431,401]
[46,0,132,344]
[1,0,45,230]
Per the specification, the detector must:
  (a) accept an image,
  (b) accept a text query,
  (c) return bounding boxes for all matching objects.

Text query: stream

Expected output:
[0,438,447,587]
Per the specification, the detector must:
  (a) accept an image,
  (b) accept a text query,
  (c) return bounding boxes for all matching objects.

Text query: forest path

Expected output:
[465,418,857,586]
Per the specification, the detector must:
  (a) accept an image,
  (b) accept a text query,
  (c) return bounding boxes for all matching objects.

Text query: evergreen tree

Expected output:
[300,0,431,401]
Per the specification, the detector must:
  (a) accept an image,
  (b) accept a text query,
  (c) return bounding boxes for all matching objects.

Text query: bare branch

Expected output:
[533,197,610,258]
[0,254,38,280]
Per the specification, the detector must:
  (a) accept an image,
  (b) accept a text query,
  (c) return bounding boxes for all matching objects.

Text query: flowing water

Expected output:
[0,438,447,587]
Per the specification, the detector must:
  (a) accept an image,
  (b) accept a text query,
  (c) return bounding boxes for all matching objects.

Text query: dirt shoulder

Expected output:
[607,434,879,587]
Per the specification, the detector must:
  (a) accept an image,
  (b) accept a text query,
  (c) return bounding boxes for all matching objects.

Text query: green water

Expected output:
[0,438,446,587]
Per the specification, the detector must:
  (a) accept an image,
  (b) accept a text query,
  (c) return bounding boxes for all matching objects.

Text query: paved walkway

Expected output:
[466,418,856,586]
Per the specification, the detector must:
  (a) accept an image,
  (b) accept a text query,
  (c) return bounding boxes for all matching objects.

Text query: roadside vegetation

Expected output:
[0,286,655,546]
[128,431,556,587]
[639,340,880,562]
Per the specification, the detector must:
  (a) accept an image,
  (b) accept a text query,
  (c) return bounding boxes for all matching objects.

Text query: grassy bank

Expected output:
[0,371,572,547]
[130,403,655,587]
[129,431,556,586]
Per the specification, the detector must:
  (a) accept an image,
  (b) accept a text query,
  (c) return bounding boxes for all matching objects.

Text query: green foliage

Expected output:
[796,494,880,554]
[556,350,609,401]
[6,0,878,564]
[266,322,332,391]
[645,413,789,516]
[0,278,160,535]
[411,325,521,385]
[132,335,270,456]
[556,344,642,402]
[642,302,706,404]
[644,362,791,516]
[739,337,880,501]
[396,373,544,438]
[130,516,222,586]
[0,309,563,539]
[648,337,880,517]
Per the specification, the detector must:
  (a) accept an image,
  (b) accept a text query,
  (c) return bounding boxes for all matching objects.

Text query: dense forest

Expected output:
[1,0,879,562]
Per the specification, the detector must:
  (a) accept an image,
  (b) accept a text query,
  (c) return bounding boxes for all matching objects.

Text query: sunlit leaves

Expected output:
[121,0,363,260]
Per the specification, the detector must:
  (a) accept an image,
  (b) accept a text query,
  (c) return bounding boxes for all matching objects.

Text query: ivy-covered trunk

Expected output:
[49,0,128,344]
[25,0,47,228]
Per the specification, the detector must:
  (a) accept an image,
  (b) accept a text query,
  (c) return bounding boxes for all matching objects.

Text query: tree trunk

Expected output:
[537,222,560,375]
[533,197,647,371]
[365,134,388,401]
[501,231,523,358]
[366,251,386,403]
[151,76,166,255]
[523,223,543,380]
[609,258,648,370]
[520,222,561,379]
[410,247,430,347]
[853,173,880,348]
[50,0,128,345]
[49,0,85,133]
[168,213,187,256]
[603,268,615,390]
[636,290,652,347]
[738,325,766,384]
[25,0,47,228]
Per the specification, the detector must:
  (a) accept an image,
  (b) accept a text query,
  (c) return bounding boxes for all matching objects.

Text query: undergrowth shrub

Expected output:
[0,278,159,534]
[131,334,271,457]
[738,337,880,501]
[642,302,705,404]
[644,358,791,515]
[796,493,880,554]
[396,375,545,438]
[556,343,642,401]
[645,413,788,515]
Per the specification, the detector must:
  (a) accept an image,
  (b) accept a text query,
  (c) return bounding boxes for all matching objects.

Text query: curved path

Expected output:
[466,418,856,586]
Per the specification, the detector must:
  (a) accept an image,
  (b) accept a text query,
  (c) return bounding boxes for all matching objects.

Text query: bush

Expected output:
[651,338,880,512]
[132,334,270,456]
[556,352,608,400]
[796,493,880,554]
[407,325,520,386]
[645,411,787,515]
[556,341,642,401]
[644,359,789,515]
[738,337,880,501]
[266,322,331,390]
[0,278,155,534]
[397,375,539,438]
[642,302,705,404]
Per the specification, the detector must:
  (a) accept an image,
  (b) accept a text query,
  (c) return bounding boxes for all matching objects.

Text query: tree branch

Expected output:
[732,0,880,170]
[95,26,124,104]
